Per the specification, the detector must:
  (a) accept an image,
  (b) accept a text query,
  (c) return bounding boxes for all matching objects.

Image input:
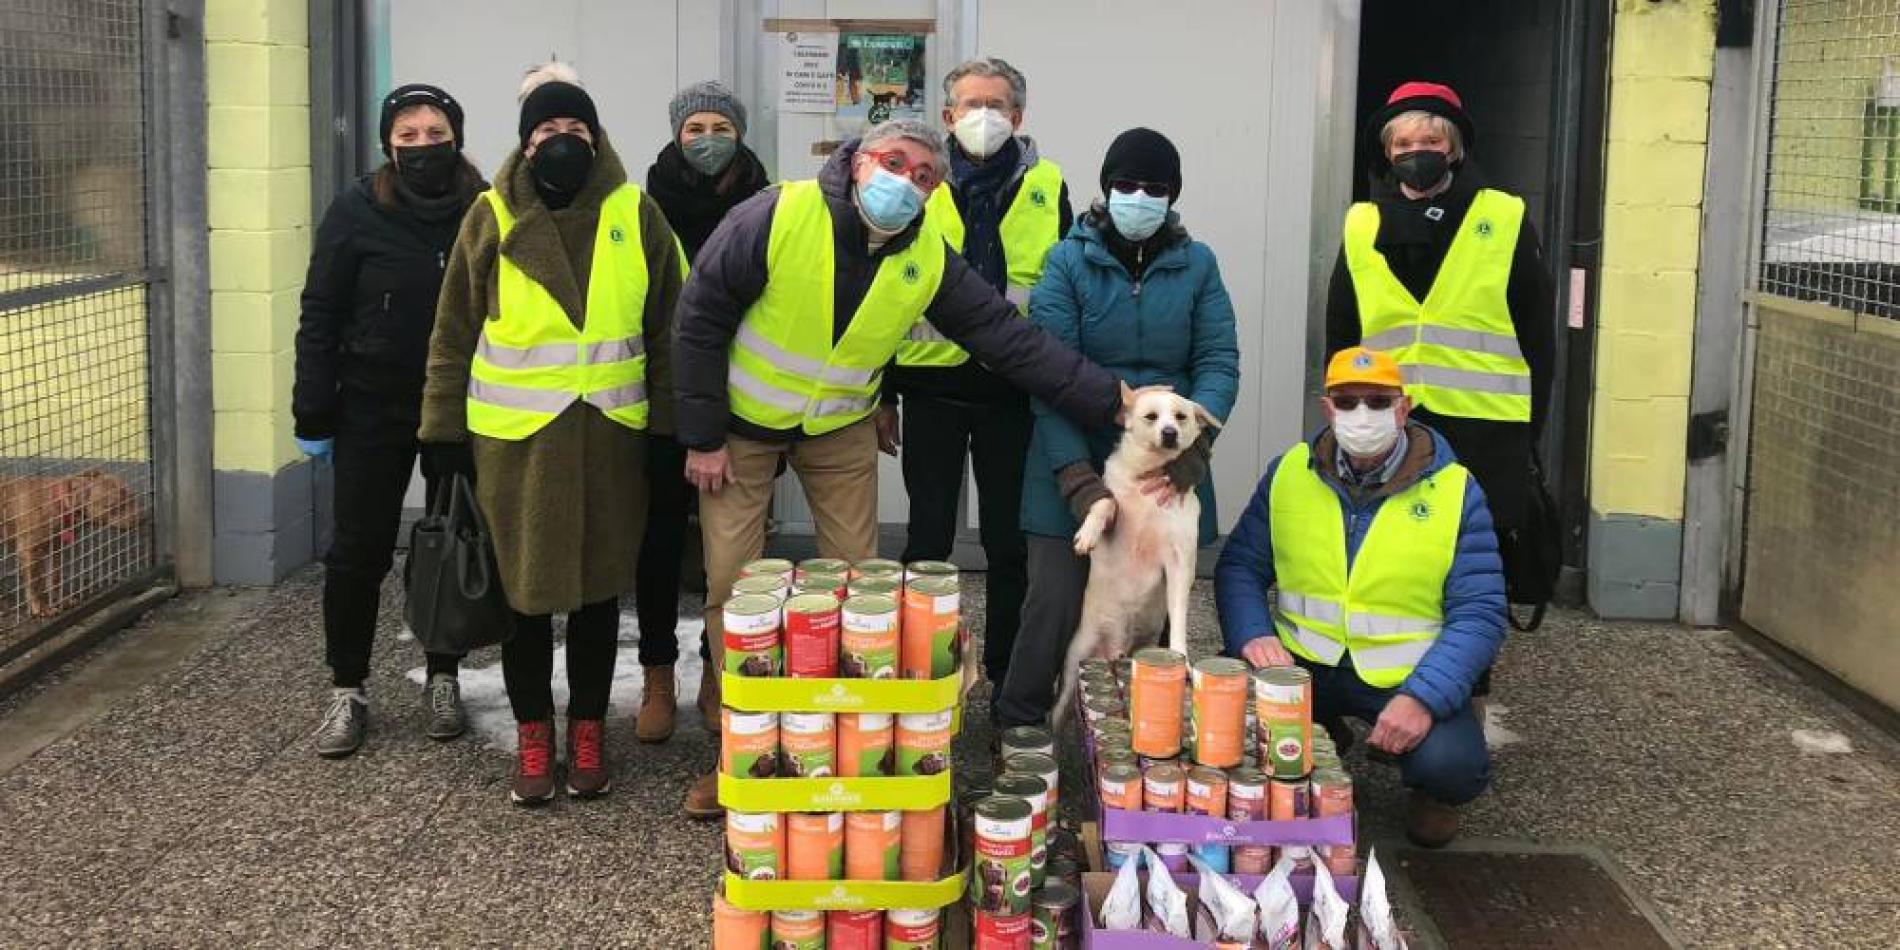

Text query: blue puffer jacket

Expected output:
[1213,425,1507,718]
[1020,210,1241,544]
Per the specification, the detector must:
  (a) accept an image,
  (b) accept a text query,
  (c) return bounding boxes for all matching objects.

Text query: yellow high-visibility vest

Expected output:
[466,185,650,440]
[1344,189,1532,422]
[898,158,1063,367]
[726,180,947,435]
[1268,441,1467,688]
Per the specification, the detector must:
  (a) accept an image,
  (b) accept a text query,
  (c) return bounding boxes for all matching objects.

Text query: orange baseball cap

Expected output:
[1325,347,1404,390]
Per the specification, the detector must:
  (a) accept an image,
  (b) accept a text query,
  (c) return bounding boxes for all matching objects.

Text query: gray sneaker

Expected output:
[424,674,467,741]
[315,688,369,758]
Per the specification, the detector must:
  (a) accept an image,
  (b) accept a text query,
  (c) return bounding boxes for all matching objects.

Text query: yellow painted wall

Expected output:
[206,0,310,474]
[1590,0,1717,521]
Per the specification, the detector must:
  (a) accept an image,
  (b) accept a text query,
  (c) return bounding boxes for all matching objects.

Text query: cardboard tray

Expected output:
[1078,871,1361,949]
[1100,808,1355,849]
[721,671,964,715]
[717,771,952,812]
[720,809,969,912]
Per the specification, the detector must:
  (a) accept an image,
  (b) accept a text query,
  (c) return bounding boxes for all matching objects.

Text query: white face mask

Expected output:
[953,107,1014,160]
[1333,406,1401,458]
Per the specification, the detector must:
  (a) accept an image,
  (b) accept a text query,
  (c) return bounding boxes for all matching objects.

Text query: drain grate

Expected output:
[1396,848,1677,950]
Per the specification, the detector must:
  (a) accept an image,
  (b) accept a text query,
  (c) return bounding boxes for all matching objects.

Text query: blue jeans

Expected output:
[1299,656,1491,805]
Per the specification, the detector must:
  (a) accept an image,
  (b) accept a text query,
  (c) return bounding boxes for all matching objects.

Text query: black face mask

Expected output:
[530,132,594,200]
[394,142,458,197]
[1390,149,1450,192]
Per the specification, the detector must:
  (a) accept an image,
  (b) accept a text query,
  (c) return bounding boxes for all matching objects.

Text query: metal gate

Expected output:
[1739,0,1900,710]
[0,0,167,660]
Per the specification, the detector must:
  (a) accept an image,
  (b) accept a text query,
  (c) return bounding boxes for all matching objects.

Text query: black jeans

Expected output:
[993,535,1087,728]
[899,394,1032,682]
[323,432,459,689]
[503,598,620,722]
[634,437,709,667]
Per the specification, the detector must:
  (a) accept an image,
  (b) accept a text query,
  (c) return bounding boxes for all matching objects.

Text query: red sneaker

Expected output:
[565,718,612,798]
[511,721,556,806]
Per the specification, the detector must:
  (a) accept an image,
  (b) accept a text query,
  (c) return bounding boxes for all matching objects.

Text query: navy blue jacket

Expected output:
[1214,424,1507,717]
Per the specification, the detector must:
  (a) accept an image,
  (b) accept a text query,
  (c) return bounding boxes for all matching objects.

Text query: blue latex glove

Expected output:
[295,436,334,460]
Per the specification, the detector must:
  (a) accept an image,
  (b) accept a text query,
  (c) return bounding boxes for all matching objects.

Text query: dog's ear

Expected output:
[1190,400,1223,432]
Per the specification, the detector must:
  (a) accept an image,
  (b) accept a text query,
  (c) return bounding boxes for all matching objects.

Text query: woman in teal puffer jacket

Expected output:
[993,128,1242,728]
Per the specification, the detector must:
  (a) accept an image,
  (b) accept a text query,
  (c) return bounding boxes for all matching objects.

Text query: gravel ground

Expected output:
[0,567,1895,947]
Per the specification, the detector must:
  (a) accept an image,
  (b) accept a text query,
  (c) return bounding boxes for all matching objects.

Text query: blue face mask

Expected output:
[1107,190,1170,241]
[856,167,926,231]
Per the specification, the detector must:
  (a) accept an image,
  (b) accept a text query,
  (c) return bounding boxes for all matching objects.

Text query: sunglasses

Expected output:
[1109,179,1171,199]
[1328,394,1397,411]
[862,149,942,190]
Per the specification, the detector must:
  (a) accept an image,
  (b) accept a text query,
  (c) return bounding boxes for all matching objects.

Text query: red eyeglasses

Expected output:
[862,149,942,190]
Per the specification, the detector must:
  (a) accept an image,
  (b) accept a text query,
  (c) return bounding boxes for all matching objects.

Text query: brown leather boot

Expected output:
[565,718,612,799]
[1406,790,1461,848]
[510,721,556,807]
[636,665,677,743]
[683,771,723,820]
[697,659,721,733]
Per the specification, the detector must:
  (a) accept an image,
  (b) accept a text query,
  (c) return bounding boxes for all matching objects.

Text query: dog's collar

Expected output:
[50,480,79,545]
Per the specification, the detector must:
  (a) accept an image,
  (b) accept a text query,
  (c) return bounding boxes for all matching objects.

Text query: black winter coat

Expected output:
[294,175,473,441]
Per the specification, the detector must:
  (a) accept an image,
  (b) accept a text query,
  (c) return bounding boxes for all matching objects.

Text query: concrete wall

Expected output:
[206,0,320,584]
[1586,0,1717,619]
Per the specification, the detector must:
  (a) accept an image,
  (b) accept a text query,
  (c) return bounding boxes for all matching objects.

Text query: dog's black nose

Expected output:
[1160,427,1179,448]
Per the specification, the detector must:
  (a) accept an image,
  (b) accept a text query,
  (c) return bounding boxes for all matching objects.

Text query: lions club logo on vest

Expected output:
[1410,500,1432,521]
[608,225,626,245]
[1475,219,1494,239]
[1030,188,1048,208]
[902,261,921,285]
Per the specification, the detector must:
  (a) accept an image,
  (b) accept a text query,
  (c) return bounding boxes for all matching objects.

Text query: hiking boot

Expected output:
[510,721,557,807]
[424,674,467,741]
[314,688,368,759]
[683,771,723,819]
[565,718,612,798]
[1406,790,1462,848]
[635,665,677,743]
[697,660,721,733]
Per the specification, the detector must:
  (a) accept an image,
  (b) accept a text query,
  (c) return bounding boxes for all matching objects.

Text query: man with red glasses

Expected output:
[1214,347,1507,847]
[671,118,1141,818]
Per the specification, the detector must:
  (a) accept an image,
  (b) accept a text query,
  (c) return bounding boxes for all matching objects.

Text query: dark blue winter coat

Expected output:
[1214,424,1507,718]
[1019,210,1241,544]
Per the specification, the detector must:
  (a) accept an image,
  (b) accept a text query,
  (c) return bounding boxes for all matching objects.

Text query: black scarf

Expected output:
[1366,160,1489,300]
[646,141,771,262]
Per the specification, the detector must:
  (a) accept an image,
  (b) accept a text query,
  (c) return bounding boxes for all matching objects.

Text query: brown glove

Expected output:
[1057,461,1111,523]
[1160,430,1214,494]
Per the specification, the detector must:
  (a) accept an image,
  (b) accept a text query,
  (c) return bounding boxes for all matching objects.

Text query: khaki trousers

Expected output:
[700,419,880,665]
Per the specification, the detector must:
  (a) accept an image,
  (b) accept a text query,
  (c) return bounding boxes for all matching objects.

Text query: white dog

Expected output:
[1052,389,1218,726]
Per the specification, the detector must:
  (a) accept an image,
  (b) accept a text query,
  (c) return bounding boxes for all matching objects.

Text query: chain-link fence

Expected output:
[1758,0,1900,317]
[0,0,160,657]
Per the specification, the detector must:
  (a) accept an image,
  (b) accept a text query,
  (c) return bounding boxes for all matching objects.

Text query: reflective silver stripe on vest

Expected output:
[1363,325,1524,359]
[477,335,645,369]
[1346,613,1444,637]
[810,393,879,418]
[1005,284,1031,308]
[1277,614,1346,664]
[1277,590,1344,625]
[468,377,576,414]
[1349,638,1435,671]
[906,319,952,344]
[736,322,878,386]
[1403,363,1534,397]
[583,380,648,411]
[728,364,809,412]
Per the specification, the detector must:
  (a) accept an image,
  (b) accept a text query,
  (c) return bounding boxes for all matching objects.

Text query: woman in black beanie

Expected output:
[295,83,486,759]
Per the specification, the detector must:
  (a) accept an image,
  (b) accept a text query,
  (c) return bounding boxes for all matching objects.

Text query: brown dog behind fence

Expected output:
[0,470,144,619]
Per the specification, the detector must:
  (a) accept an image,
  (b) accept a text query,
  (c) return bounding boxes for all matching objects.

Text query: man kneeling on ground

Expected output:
[1213,346,1506,847]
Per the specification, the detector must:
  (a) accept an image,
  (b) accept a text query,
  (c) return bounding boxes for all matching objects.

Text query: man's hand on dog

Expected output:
[1242,636,1295,669]
[1139,474,1186,508]
[1368,693,1433,755]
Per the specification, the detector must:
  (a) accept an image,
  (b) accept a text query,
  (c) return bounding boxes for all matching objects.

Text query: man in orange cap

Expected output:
[1214,347,1507,847]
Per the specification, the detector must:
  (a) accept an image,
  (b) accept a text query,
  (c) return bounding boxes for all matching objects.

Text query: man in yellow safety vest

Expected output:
[1214,347,1507,847]
[886,57,1073,688]
[671,118,1142,819]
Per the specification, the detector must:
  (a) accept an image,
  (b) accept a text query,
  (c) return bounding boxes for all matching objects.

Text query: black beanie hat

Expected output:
[379,84,464,156]
[1099,128,1183,202]
[518,81,601,147]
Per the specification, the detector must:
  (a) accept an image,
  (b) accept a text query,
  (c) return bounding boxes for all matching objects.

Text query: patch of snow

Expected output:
[407,609,708,754]
[1482,702,1522,748]
[1790,729,1853,755]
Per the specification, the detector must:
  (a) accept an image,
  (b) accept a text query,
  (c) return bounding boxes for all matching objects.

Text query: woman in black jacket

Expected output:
[294,84,486,759]
[632,81,770,744]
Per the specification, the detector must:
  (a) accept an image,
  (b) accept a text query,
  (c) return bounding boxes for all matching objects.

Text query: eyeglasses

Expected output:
[1109,179,1171,198]
[1328,394,1397,411]
[863,149,942,190]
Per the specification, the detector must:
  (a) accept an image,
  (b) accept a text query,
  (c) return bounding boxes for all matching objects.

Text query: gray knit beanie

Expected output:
[669,81,747,141]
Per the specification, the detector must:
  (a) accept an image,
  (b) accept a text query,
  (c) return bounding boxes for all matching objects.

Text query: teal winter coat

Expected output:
[1019,210,1242,544]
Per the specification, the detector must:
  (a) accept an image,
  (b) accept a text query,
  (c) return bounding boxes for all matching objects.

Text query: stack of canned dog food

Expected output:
[959,725,1085,949]
[712,558,965,950]
[1080,650,1357,879]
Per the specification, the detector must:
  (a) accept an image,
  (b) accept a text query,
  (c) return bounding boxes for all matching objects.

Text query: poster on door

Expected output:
[833,33,926,130]
[778,31,839,114]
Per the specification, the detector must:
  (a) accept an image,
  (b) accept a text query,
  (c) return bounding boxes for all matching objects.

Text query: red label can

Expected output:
[884,909,940,948]
[974,910,1032,949]
[826,909,882,949]
[783,593,841,678]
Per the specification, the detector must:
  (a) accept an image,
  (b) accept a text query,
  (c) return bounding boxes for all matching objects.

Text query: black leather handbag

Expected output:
[404,473,513,654]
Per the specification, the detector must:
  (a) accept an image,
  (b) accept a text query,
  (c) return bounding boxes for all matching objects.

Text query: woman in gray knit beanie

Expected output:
[631,80,771,747]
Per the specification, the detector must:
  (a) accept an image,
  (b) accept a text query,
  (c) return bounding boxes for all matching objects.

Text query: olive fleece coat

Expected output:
[419,136,682,616]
